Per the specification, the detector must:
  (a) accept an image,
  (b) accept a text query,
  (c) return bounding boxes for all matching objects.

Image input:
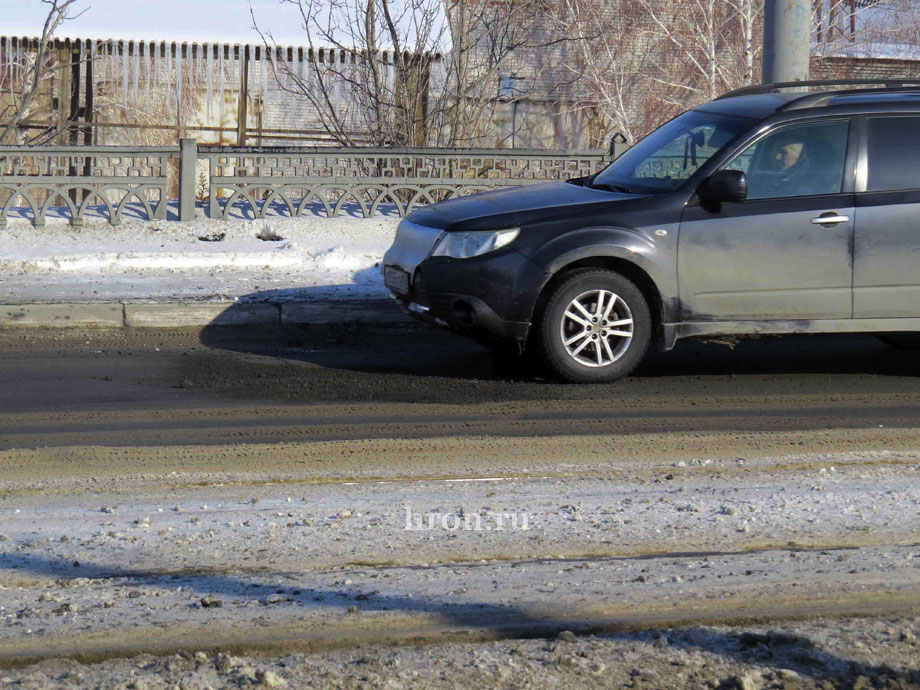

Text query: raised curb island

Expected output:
[0,300,411,328]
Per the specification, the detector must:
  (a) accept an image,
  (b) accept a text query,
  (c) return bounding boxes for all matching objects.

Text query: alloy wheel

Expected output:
[559,289,634,368]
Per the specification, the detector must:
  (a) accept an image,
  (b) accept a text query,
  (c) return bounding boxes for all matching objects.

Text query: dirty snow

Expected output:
[0,204,400,303]
[4,618,920,690]
[1,450,919,686]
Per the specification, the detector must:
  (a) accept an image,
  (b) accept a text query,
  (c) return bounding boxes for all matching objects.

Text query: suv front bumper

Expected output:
[393,289,531,343]
[382,219,550,344]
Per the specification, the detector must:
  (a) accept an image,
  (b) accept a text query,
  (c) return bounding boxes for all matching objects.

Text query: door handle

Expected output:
[811,214,850,225]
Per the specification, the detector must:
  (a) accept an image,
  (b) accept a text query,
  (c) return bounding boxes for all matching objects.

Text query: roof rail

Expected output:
[716,79,920,100]
[780,85,920,111]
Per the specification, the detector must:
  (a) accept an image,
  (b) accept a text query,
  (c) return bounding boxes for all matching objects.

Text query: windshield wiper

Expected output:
[591,181,633,194]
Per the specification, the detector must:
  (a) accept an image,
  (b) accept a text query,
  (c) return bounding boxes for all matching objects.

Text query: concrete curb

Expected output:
[0,299,412,328]
[125,303,279,328]
[0,303,125,328]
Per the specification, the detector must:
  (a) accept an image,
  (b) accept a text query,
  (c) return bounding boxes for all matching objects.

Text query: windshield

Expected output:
[593,110,754,193]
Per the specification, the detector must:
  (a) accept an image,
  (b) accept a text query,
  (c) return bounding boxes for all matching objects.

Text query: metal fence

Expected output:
[0,141,619,227]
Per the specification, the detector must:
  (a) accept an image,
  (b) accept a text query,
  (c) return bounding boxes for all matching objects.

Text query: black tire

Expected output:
[534,268,652,383]
[879,333,920,349]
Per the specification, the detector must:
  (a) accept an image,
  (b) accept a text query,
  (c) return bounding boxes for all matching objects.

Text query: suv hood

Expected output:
[406,181,646,231]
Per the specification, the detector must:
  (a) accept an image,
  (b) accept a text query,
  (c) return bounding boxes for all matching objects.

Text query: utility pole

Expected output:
[762,0,811,83]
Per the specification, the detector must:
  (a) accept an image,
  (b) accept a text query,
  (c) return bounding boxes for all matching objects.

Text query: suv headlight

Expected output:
[431,228,520,259]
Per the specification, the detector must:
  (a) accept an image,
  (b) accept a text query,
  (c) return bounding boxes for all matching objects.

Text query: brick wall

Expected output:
[811,55,920,80]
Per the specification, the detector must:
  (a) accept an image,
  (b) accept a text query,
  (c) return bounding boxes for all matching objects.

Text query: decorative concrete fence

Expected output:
[0,145,177,227]
[1,139,620,227]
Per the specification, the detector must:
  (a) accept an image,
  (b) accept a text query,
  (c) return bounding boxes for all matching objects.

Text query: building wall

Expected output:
[6,31,920,151]
[811,55,920,81]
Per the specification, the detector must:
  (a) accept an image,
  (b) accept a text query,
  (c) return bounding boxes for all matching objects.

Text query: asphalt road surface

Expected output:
[1,324,919,688]
[1,324,920,450]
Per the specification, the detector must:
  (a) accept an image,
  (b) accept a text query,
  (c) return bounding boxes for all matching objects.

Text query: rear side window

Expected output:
[867,117,920,192]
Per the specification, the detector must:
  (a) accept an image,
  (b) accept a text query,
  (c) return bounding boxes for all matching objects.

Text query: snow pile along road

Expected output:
[0,208,400,303]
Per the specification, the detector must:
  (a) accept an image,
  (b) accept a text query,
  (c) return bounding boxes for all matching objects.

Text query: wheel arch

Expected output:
[528,255,666,347]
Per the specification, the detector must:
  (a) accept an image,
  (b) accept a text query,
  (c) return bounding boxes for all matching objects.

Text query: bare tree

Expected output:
[253,0,561,147]
[556,0,761,147]
[637,0,763,107]
[252,0,450,146]
[0,0,85,145]
[557,0,664,146]
[438,0,562,147]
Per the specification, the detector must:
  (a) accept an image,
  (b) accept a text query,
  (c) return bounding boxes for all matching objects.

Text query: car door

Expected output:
[853,115,920,318]
[678,118,855,321]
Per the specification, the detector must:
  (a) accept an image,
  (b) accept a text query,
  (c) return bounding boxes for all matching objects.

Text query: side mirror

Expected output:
[699,169,747,207]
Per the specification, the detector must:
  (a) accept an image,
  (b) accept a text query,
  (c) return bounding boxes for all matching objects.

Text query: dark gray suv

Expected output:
[382,80,920,382]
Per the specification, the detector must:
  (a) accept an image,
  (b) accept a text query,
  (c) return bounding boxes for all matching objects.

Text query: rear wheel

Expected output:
[535,268,651,383]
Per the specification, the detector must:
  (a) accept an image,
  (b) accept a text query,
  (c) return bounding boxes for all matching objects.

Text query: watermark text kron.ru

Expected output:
[403,505,530,532]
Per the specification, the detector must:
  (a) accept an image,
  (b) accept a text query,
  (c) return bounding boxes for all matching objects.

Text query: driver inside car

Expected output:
[777,140,805,171]
[773,135,813,189]
[747,130,838,198]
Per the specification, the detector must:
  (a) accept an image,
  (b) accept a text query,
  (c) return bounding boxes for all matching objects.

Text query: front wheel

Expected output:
[535,268,651,383]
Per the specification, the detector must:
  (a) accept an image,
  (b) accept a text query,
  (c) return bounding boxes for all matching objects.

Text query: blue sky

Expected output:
[0,0,308,44]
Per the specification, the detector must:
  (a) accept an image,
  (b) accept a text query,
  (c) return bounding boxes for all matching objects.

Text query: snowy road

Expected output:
[0,326,919,687]
[2,463,919,663]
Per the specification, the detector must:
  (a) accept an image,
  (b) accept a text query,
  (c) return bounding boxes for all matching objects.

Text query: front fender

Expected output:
[528,227,656,273]
[523,226,679,324]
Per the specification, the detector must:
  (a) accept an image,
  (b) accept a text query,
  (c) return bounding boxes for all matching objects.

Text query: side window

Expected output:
[724,120,849,200]
[867,117,920,192]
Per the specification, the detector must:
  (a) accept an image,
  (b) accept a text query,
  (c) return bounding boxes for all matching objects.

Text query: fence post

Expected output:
[178,138,197,222]
[609,133,628,160]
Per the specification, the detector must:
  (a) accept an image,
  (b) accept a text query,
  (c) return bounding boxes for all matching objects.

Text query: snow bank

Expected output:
[0,209,401,304]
